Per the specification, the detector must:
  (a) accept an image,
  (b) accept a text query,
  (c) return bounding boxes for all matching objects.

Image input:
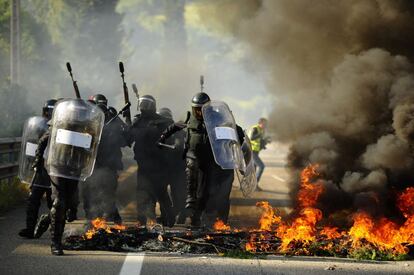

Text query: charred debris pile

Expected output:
[65,165,414,261]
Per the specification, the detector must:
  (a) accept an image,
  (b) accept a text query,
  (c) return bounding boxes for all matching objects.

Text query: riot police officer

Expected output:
[157,107,173,120]
[18,99,56,238]
[34,99,104,255]
[33,131,78,255]
[127,95,175,227]
[159,93,244,227]
[82,94,127,225]
[157,107,187,224]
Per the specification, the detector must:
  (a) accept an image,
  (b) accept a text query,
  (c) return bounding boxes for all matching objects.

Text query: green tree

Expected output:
[27,0,124,97]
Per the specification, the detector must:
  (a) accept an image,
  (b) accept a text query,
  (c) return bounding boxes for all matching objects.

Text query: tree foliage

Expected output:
[0,0,124,137]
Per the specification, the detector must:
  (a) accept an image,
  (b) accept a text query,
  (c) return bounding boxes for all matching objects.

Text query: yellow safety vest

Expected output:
[250,124,264,153]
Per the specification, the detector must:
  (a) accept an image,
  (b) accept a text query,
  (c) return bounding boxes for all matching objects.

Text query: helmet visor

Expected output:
[42,106,54,119]
[138,98,156,112]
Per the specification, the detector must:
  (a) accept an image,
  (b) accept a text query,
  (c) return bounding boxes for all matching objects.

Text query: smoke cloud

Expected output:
[192,0,414,215]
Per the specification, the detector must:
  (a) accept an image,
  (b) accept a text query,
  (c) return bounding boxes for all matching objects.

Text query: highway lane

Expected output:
[1,144,413,274]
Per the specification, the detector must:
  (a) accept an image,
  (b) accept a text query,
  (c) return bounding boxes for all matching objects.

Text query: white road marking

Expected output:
[119,253,145,275]
[272,175,286,182]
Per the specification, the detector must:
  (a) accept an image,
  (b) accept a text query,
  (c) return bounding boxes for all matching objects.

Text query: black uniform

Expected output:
[160,113,244,226]
[18,166,52,238]
[160,123,187,224]
[82,107,127,224]
[127,111,175,226]
[34,131,79,255]
[19,101,56,239]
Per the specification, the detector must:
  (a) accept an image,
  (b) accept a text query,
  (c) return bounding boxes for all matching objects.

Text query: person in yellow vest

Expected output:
[249,118,270,191]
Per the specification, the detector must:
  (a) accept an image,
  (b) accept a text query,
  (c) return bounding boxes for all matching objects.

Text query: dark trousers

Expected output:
[253,151,265,183]
[187,158,234,225]
[25,186,52,230]
[203,169,234,224]
[136,168,173,225]
[82,167,121,223]
[170,170,186,222]
[50,177,79,245]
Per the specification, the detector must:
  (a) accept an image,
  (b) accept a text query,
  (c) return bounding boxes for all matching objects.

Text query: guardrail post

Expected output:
[0,137,21,184]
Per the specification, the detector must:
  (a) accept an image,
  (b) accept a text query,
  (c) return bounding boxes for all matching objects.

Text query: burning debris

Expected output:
[65,221,248,254]
[65,165,414,260]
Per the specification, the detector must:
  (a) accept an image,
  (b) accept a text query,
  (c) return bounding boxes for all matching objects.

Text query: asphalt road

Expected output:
[0,144,413,275]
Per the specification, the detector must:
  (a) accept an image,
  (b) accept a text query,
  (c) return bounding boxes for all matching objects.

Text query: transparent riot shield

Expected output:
[236,134,258,197]
[18,116,48,184]
[46,99,104,181]
[202,101,246,171]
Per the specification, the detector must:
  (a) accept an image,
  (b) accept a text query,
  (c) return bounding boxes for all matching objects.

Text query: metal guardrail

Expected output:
[0,137,21,183]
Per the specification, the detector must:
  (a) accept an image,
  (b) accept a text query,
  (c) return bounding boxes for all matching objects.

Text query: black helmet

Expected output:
[90,94,108,106]
[90,93,108,112]
[157,107,173,120]
[138,95,156,114]
[42,99,57,119]
[191,92,210,107]
[191,92,210,120]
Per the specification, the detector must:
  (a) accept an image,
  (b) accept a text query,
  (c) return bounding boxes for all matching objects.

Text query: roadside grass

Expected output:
[349,247,411,261]
[0,178,28,214]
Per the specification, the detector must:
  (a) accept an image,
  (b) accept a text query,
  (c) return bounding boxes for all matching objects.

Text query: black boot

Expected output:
[176,212,187,225]
[110,208,123,225]
[185,159,199,210]
[50,221,64,256]
[137,215,147,226]
[34,214,51,238]
[184,210,201,228]
[160,209,176,228]
[159,195,175,228]
[50,200,66,256]
[66,208,77,222]
[21,188,42,239]
[18,228,34,239]
[113,215,123,226]
[51,242,64,256]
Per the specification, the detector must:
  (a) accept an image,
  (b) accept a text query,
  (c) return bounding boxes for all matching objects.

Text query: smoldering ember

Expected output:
[64,165,414,261]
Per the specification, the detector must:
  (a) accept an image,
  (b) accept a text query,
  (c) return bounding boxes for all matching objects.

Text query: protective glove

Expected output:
[31,156,43,171]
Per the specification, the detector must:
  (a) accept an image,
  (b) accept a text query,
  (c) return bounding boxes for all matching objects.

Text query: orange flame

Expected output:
[276,164,324,251]
[320,226,344,239]
[245,166,414,256]
[84,218,125,239]
[245,240,255,252]
[397,187,414,218]
[277,207,323,251]
[113,224,127,231]
[297,164,324,208]
[245,164,326,253]
[213,219,231,231]
[256,201,282,231]
[349,188,414,254]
